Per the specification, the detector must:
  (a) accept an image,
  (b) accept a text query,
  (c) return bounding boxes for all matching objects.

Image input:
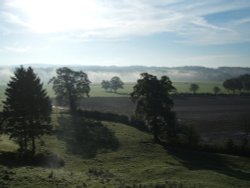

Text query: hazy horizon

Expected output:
[1,65,250,84]
[0,0,250,67]
[0,63,250,69]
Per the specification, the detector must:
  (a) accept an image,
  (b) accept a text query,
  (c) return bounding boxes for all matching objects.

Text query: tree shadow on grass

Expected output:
[167,147,250,181]
[0,151,64,168]
[57,113,120,158]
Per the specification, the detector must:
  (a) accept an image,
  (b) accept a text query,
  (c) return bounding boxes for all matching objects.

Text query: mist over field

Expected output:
[1,0,250,187]
[1,65,250,84]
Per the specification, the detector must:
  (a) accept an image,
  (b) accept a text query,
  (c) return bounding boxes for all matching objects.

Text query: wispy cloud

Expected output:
[1,11,27,27]
[0,45,31,53]
[1,0,250,45]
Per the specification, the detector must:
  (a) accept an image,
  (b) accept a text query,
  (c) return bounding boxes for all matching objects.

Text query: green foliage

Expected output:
[0,135,18,152]
[77,110,129,124]
[131,73,176,142]
[0,82,231,104]
[189,83,199,94]
[1,115,250,187]
[49,67,91,112]
[240,74,250,91]
[222,74,250,93]
[101,77,124,93]
[213,86,221,95]
[110,76,124,92]
[2,66,52,154]
[101,80,111,91]
[223,78,242,93]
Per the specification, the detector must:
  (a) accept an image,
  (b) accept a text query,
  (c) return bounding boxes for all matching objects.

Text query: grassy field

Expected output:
[0,110,250,187]
[0,82,227,103]
[89,82,227,97]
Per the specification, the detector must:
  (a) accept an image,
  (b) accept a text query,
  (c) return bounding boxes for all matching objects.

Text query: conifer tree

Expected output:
[2,66,52,154]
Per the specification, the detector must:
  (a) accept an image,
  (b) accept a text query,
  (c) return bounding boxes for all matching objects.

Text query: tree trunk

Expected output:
[153,132,160,143]
[24,135,28,152]
[24,122,28,152]
[152,118,160,143]
[19,137,24,152]
[69,97,76,112]
[32,136,36,155]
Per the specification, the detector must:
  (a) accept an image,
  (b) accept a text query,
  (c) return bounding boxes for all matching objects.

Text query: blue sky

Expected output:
[0,0,250,67]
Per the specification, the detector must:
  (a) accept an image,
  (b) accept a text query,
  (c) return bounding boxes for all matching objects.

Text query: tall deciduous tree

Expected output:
[131,73,176,142]
[49,67,91,112]
[110,76,124,93]
[2,66,52,154]
[190,83,199,94]
[223,78,242,94]
[240,74,250,92]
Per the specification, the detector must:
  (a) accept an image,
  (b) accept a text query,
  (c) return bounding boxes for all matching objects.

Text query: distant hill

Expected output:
[1,65,250,84]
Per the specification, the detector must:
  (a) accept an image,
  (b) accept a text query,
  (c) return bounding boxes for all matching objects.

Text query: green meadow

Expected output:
[0,110,250,187]
[45,82,226,98]
[89,82,227,97]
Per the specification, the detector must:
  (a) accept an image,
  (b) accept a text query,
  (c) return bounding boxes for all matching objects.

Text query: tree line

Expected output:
[187,74,250,95]
[1,66,249,156]
[189,83,221,95]
[0,66,92,155]
[0,66,177,154]
[101,76,124,93]
[223,74,250,93]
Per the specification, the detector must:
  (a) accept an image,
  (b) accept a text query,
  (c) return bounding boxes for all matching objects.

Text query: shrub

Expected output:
[176,125,200,147]
[76,110,129,124]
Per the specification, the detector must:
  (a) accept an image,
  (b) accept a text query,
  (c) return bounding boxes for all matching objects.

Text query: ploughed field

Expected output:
[79,96,250,144]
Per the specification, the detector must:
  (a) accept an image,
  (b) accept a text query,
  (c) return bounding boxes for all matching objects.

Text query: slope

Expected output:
[0,111,250,187]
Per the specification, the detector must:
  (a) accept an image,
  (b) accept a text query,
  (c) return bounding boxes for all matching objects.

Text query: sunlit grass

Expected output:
[173,81,226,93]
[0,135,18,152]
[89,82,227,96]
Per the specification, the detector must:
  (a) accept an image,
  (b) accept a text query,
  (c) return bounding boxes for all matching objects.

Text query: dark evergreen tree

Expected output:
[2,66,52,154]
[131,73,176,142]
[49,67,91,112]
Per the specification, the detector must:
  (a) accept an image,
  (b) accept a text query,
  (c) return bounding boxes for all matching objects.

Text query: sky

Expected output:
[0,0,250,67]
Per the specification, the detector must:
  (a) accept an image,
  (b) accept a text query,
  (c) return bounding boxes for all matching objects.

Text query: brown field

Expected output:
[79,96,250,144]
